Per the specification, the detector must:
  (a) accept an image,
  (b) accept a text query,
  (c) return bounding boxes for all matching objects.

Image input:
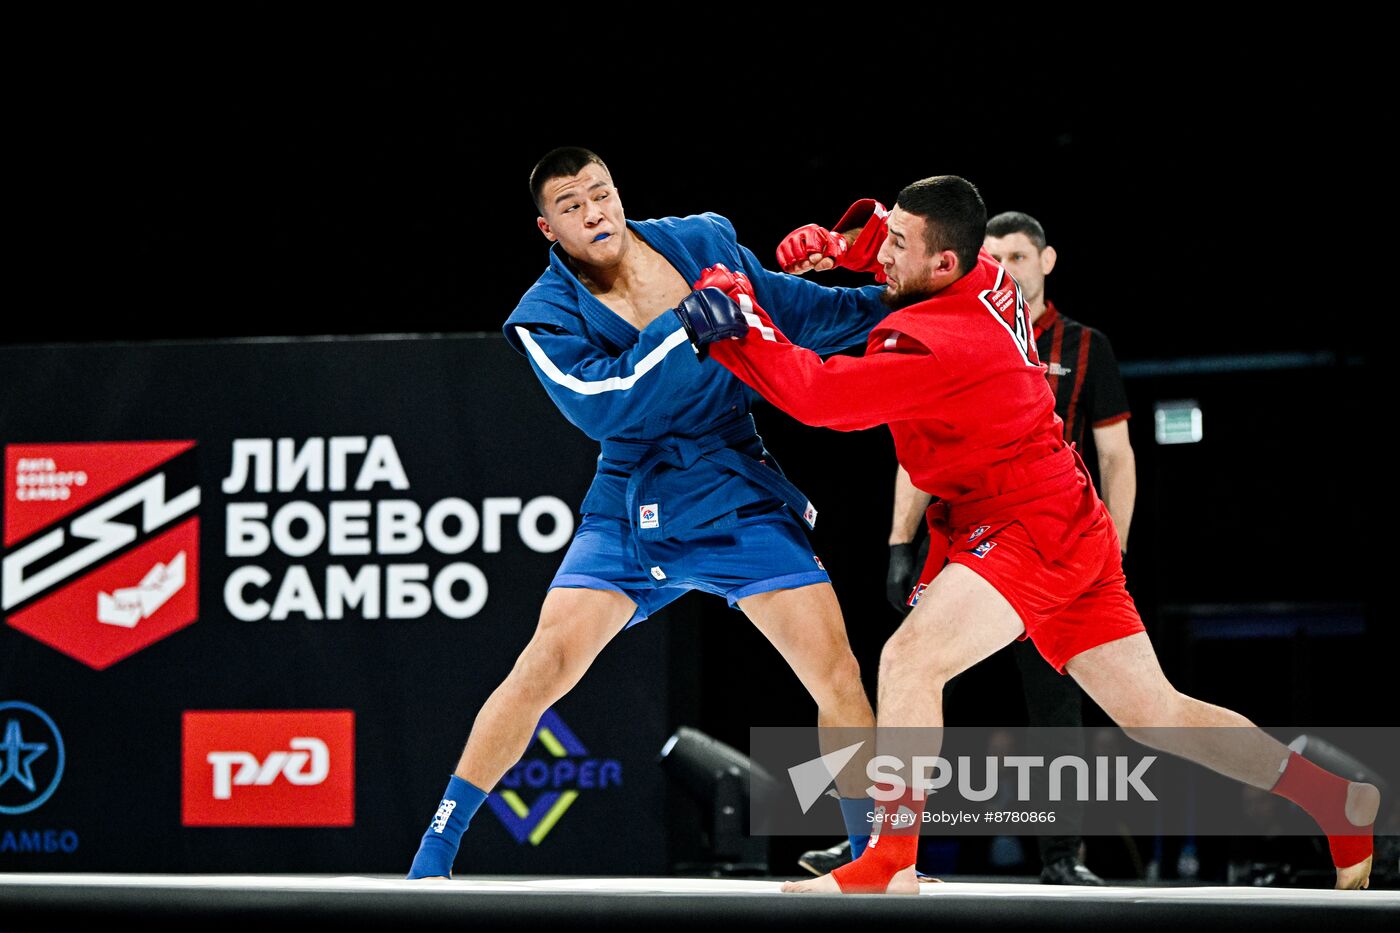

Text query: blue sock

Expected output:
[839,796,874,860]
[407,775,489,879]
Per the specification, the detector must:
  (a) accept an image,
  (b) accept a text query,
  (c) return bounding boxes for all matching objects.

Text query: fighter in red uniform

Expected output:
[672,175,1379,892]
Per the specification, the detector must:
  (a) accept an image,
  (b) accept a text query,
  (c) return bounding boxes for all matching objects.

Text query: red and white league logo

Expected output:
[182,711,355,827]
[1,442,200,670]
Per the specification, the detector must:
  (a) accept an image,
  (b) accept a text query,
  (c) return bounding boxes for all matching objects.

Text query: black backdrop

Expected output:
[3,16,1384,879]
[10,17,1373,362]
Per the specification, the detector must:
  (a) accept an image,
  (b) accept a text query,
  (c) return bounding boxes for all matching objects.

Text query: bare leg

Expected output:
[739,582,874,796]
[454,586,634,790]
[408,587,634,879]
[783,564,1025,893]
[1066,632,1380,890]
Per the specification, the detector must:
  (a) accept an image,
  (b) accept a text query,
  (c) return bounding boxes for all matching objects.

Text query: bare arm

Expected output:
[890,464,933,545]
[1093,419,1136,552]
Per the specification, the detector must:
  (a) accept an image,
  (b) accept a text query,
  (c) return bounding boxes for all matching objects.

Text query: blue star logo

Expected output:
[0,719,48,792]
[0,701,65,815]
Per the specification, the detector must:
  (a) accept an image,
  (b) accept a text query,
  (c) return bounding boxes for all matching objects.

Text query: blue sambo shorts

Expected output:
[550,504,830,627]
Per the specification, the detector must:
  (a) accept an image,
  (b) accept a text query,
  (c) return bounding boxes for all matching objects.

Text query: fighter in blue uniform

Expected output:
[407,148,889,878]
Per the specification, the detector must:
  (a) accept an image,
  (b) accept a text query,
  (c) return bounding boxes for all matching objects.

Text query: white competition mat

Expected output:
[2,873,1397,903]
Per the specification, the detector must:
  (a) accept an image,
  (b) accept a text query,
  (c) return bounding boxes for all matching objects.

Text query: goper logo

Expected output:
[0,701,65,816]
[1,442,200,670]
[487,709,622,845]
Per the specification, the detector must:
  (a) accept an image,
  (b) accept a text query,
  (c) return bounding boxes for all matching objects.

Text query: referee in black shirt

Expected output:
[985,212,1136,530]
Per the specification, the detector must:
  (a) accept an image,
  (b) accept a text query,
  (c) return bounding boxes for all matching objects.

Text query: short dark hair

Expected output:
[529,147,609,213]
[894,176,987,275]
[986,211,1047,252]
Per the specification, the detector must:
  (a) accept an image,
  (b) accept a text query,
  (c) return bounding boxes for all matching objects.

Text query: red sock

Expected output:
[831,786,925,893]
[1270,751,1372,868]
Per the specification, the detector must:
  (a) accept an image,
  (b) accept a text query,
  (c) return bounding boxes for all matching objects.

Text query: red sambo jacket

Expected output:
[710,249,1102,564]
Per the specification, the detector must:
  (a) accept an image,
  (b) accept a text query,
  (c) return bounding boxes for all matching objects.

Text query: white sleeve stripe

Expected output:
[741,312,776,343]
[736,294,778,342]
[515,325,693,396]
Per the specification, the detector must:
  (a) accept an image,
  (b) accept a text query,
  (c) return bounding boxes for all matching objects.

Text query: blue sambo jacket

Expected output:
[502,213,887,555]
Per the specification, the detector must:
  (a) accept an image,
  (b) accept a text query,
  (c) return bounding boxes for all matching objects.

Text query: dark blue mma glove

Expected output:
[673,286,749,361]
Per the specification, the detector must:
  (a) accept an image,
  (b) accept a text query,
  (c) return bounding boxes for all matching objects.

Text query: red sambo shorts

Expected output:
[910,500,1144,673]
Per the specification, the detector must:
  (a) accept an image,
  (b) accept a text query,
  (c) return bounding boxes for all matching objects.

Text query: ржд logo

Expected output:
[182,710,354,827]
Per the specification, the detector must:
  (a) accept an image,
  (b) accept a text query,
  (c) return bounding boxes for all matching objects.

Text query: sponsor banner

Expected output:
[3,442,200,670]
[487,709,623,846]
[749,725,1400,838]
[0,337,671,874]
[0,700,81,858]
[182,710,354,827]
[0,701,66,817]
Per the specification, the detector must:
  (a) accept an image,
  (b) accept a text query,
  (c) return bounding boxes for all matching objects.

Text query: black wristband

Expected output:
[886,542,918,614]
